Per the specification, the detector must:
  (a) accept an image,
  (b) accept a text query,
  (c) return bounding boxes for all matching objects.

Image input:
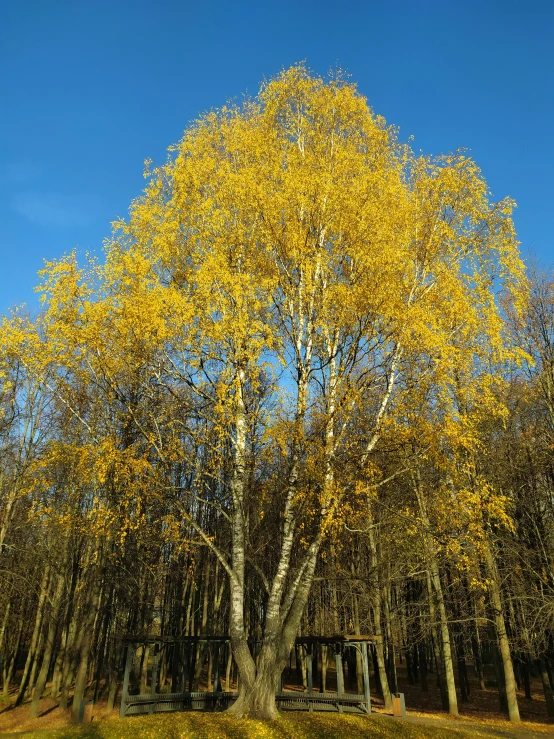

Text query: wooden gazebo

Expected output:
[119,634,374,717]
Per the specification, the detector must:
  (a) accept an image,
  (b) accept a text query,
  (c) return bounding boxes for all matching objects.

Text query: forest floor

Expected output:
[0,699,553,739]
[0,710,552,739]
[1,659,553,738]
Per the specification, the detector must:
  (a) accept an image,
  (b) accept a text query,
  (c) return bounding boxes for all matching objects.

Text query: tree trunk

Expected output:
[414,476,458,716]
[227,642,281,719]
[485,540,520,722]
[320,645,327,693]
[30,570,65,718]
[225,647,233,692]
[15,567,49,706]
[471,634,486,691]
[427,570,448,710]
[59,609,80,710]
[419,642,428,691]
[2,617,23,698]
[521,656,532,701]
[70,566,102,722]
[106,636,123,712]
[352,595,364,694]
[536,658,554,718]
[366,501,392,710]
[0,601,10,655]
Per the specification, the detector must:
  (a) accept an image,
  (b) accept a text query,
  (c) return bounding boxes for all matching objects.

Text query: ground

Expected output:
[0,702,553,739]
[2,653,553,738]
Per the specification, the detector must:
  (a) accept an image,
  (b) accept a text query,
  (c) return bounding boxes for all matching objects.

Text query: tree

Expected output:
[92,65,524,718]
[1,65,526,721]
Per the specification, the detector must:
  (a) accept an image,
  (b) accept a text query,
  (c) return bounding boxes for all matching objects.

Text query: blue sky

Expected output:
[1,0,553,315]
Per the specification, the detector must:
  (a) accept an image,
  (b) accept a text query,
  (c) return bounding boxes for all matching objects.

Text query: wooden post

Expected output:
[119,643,133,718]
[362,643,371,714]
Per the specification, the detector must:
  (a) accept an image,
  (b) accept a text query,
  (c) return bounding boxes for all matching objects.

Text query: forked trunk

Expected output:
[227,642,281,719]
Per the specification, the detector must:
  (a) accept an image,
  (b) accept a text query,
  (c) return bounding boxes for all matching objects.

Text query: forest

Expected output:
[0,66,553,726]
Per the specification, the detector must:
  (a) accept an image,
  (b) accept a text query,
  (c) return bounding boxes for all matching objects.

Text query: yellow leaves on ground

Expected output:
[7,711,500,739]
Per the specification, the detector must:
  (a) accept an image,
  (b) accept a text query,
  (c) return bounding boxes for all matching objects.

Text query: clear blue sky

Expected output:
[1,0,553,315]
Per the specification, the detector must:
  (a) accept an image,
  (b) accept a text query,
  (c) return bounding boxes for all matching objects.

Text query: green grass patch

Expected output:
[0,712,501,739]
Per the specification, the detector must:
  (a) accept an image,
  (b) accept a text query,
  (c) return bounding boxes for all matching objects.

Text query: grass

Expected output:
[0,712,528,739]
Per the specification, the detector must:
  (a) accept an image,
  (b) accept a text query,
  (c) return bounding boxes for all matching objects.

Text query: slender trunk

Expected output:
[225,647,233,692]
[430,559,458,715]
[15,567,49,706]
[0,484,20,557]
[27,627,45,703]
[352,591,363,694]
[207,645,213,692]
[485,540,520,722]
[471,635,486,691]
[426,570,448,710]
[0,600,10,654]
[106,638,123,712]
[414,477,458,716]
[59,610,80,710]
[521,656,532,701]
[2,617,23,698]
[383,579,397,694]
[491,637,508,713]
[456,639,470,702]
[140,645,150,695]
[321,645,327,693]
[419,642,428,691]
[60,546,89,711]
[29,571,65,718]
[300,646,307,689]
[51,589,73,700]
[71,568,102,722]
[93,584,113,702]
[536,658,554,718]
[193,558,211,689]
[366,501,392,710]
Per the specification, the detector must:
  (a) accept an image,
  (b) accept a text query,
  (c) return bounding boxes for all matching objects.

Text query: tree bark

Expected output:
[414,476,458,716]
[71,563,102,722]
[30,570,65,717]
[15,567,49,706]
[485,540,520,722]
[366,501,392,710]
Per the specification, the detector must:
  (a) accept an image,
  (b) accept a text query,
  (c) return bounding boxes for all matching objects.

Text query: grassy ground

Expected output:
[1,712,552,739]
[2,658,552,739]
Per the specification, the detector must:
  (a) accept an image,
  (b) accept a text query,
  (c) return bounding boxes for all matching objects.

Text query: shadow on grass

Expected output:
[0,700,14,716]
[38,705,59,718]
